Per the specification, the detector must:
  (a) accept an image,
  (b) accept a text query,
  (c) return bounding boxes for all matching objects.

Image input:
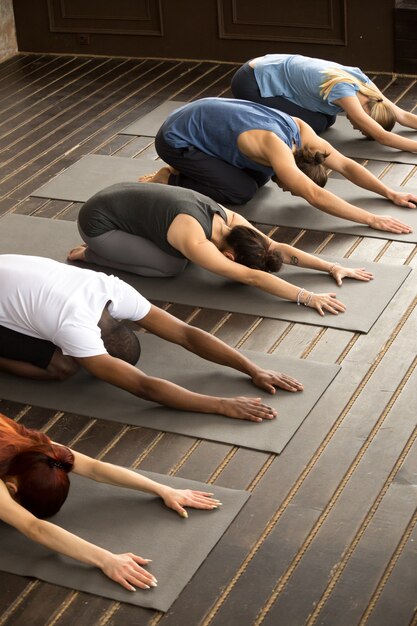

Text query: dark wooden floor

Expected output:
[0,54,416,626]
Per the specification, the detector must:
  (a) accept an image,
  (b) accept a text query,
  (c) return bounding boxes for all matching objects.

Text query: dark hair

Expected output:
[98,308,141,365]
[0,414,74,518]
[294,146,329,187]
[224,226,283,273]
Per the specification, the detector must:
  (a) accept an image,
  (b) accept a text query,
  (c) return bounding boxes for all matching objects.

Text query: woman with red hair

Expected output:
[0,413,220,591]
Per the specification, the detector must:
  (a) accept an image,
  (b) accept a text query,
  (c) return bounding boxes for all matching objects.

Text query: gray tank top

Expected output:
[78,183,227,258]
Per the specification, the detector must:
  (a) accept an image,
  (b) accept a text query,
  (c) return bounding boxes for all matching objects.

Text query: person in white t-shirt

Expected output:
[0,254,304,422]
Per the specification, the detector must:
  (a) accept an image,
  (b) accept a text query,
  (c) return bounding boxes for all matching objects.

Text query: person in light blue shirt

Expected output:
[140,97,415,235]
[231,54,417,151]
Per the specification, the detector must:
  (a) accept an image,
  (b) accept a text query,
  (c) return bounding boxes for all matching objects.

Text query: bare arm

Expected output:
[77,326,279,421]
[299,119,417,207]
[336,94,417,151]
[0,479,156,591]
[170,209,369,312]
[0,356,54,380]
[237,127,413,234]
[70,449,220,517]
[274,242,372,281]
[221,210,373,286]
[137,305,302,393]
[388,101,417,130]
[323,143,417,209]
[0,350,78,381]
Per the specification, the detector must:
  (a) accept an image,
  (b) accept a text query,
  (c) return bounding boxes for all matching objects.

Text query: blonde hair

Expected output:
[320,68,396,131]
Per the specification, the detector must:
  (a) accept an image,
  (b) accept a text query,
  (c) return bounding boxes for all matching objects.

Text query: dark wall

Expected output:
[13,0,396,71]
[395,1,417,73]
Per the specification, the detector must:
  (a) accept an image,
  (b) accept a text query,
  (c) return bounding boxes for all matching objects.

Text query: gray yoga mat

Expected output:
[0,214,411,333]
[30,154,417,244]
[120,100,187,137]
[31,154,162,203]
[236,177,417,243]
[0,332,340,454]
[0,470,249,611]
[321,115,417,164]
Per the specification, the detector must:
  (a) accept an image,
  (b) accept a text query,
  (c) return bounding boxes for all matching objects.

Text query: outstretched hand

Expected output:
[251,369,304,394]
[307,293,346,316]
[220,396,277,422]
[390,192,417,209]
[101,552,157,592]
[370,214,412,234]
[161,488,221,518]
[330,266,374,286]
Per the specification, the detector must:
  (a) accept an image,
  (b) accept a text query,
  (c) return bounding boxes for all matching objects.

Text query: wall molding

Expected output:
[217,0,347,45]
[47,0,164,36]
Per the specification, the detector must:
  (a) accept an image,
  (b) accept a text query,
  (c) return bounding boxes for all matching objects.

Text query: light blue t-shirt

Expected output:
[253,54,371,115]
[161,97,301,177]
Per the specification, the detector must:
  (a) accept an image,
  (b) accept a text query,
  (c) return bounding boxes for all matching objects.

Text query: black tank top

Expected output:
[78,183,227,259]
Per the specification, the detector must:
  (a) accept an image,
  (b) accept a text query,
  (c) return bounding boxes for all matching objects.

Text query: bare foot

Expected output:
[67,244,87,262]
[138,165,177,184]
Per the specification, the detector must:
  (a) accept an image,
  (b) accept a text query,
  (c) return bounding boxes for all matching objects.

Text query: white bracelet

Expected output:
[304,292,313,307]
[296,288,305,306]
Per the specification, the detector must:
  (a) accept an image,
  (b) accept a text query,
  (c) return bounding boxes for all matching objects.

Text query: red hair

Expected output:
[0,414,74,518]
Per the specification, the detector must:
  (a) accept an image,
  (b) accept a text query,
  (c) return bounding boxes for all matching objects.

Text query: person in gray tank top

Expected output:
[69,182,375,318]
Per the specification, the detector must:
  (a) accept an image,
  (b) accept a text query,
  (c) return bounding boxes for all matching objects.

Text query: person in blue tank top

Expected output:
[140,98,415,236]
[231,54,417,148]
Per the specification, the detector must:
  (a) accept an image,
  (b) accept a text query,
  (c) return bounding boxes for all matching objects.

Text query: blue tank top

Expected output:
[253,54,371,115]
[161,97,301,177]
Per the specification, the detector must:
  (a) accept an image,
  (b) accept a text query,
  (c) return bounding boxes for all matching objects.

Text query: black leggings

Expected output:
[155,129,270,206]
[0,325,55,369]
[231,63,336,135]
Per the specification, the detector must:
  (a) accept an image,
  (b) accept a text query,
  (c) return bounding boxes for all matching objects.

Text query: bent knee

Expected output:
[225,186,257,206]
[211,178,258,205]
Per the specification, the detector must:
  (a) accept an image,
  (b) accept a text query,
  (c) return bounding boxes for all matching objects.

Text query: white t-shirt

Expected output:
[0,255,151,358]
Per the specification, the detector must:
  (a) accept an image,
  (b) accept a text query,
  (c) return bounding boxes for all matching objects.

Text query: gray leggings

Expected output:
[78,225,188,277]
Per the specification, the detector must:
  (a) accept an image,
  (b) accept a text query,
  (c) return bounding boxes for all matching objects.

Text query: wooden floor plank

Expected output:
[0,55,57,97]
[0,57,90,128]
[0,58,113,144]
[0,56,416,626]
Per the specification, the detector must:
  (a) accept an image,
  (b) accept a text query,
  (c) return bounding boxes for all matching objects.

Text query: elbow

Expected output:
[277,244,294,264]
[135,374,162,403]
[83,458,103,481]
[25,518,48,543]
[303,185,322,208]
[245,269,266,287]
[368,129,391,146]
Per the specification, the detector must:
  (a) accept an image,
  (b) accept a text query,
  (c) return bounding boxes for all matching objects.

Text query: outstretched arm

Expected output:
[169,214,346,319]
[321,134,417,211]
[216,211,373,284]
[272,242,373,284]
[297,119,417,211]
[138,305,303,393]
[387,100,417,130]
[336,94,417,152]
[77,344,279,421]
[0,479,156,591]
[239,126,413,234]
[70,449,220,518]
